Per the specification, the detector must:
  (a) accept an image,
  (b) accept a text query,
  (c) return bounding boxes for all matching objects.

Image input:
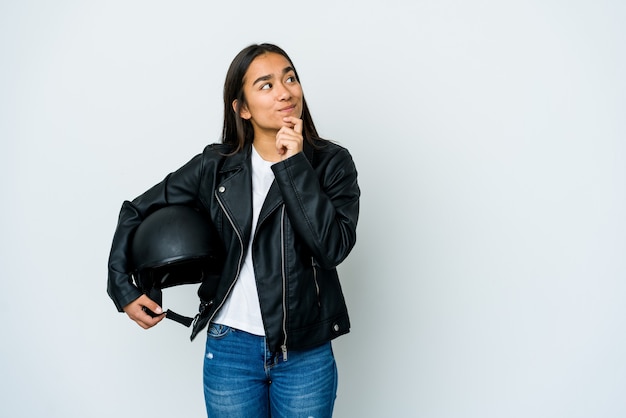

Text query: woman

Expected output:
[107,43,360,417]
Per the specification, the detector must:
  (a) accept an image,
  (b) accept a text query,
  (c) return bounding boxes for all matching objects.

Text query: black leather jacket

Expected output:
[107,139,360,354]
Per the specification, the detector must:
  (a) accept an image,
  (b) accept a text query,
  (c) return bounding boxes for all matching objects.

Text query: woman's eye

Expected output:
[286,76,296,83]
[261,83,272,90]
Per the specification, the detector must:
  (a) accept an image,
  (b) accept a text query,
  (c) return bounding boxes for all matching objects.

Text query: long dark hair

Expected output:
[221,43,320,153]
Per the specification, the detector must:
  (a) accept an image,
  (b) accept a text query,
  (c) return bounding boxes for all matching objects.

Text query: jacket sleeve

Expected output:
[106,153,206,311]
[271,146,360,269]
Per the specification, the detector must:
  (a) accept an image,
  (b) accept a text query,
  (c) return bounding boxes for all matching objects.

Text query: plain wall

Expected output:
[1,1,625,417]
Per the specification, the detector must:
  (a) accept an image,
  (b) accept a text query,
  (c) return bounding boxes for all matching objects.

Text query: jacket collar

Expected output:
[219,143,251,174]
[219,141,315,173]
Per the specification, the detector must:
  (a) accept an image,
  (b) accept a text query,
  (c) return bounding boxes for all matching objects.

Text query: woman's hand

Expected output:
[276,117,303,160]
[123,294,165,329]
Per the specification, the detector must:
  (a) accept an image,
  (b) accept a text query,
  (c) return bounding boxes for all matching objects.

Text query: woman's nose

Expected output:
[276,83,291,100]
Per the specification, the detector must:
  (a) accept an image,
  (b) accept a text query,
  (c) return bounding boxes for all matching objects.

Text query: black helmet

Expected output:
[130,205,223,326]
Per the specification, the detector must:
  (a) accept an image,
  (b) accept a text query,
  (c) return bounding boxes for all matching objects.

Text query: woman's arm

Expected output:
[272,145,360,269]
[107,153,206,312]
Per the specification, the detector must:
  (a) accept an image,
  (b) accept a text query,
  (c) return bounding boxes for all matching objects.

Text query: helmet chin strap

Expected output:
[163,309,195,327]
[144,279,195,328]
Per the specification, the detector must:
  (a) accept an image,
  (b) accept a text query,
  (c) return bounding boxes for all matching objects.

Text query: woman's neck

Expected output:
[252,137,282,163]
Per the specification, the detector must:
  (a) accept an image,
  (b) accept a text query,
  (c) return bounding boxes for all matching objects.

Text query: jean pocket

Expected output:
[208,323,232,339]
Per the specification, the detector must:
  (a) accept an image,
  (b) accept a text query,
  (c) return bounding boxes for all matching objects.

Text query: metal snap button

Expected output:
[218,186,225,193]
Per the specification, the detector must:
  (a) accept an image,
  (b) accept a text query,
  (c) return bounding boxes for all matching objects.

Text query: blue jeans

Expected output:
[203,323,338,418]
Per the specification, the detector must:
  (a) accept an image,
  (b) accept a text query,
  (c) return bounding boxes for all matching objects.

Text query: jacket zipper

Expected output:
[311,257,321,307]
[280,205,288,361]
[213,190,288,361]
[208,190,246,325]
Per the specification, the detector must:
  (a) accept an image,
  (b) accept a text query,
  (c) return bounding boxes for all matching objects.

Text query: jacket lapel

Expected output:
[216,147,253,245]
[257,181,282,228]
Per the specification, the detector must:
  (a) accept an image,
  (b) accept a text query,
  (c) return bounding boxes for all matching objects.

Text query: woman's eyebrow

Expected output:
[252,74,273,86]
[252,67,295,86]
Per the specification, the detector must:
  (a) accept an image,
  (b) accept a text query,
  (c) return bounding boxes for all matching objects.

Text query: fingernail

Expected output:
[155,306,163,314]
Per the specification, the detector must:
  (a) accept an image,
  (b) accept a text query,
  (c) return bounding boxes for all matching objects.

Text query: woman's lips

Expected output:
[279,105,296,112]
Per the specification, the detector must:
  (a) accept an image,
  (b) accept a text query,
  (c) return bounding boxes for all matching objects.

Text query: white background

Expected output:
[1,1,625,417]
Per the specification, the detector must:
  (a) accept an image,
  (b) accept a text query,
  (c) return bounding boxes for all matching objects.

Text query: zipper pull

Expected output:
[281,345,288,361]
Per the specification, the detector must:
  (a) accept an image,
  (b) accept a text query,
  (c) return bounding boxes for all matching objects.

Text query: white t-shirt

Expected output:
[212,146,275,336]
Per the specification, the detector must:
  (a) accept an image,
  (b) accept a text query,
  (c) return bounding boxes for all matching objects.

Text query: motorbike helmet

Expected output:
[130,205,224,326]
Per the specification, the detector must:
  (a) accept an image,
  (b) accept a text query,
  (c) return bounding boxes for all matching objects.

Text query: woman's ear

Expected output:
[232,99,251,120]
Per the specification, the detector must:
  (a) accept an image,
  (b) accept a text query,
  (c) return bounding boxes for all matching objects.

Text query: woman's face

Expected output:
[236,52,303,139]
